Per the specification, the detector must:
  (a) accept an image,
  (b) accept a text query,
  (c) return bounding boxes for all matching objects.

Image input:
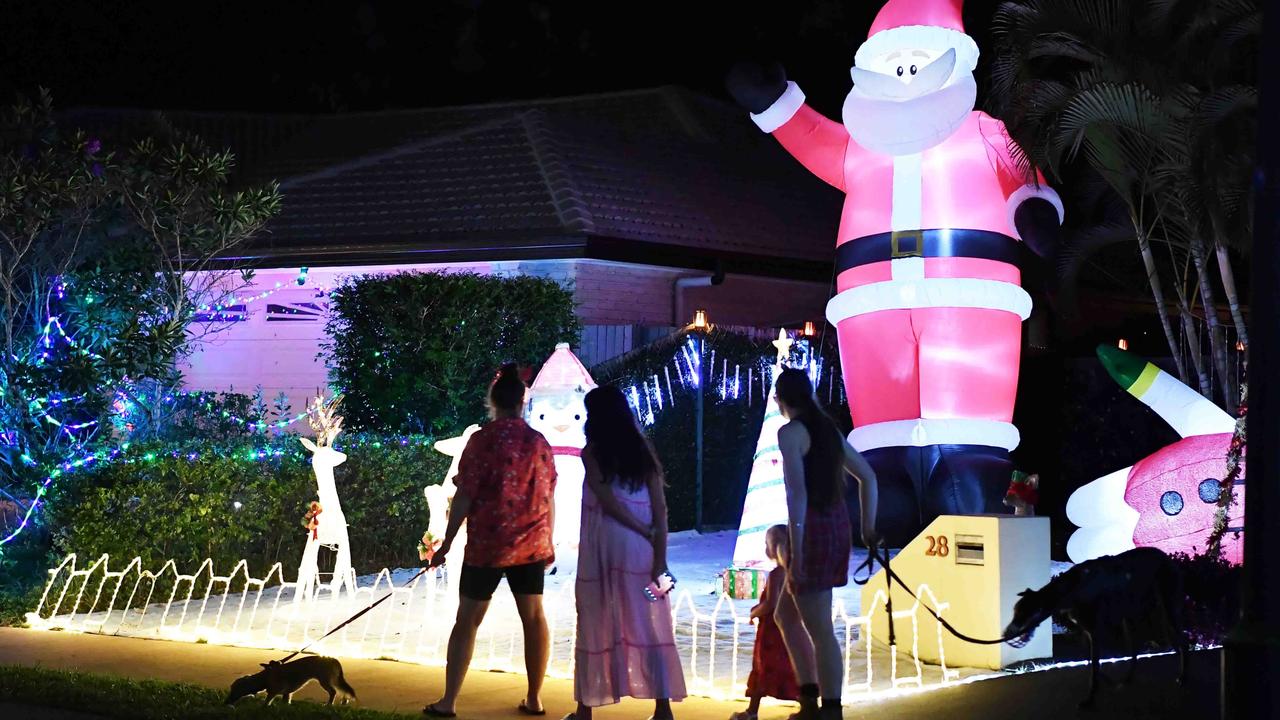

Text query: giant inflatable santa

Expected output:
[728,0,1063,546]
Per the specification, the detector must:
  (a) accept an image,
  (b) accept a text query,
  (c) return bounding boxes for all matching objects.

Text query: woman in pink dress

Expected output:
[566,385,686,720]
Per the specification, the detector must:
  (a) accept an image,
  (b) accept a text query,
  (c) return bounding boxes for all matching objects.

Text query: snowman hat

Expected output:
[854,0,980,72]
[530,342,597,394]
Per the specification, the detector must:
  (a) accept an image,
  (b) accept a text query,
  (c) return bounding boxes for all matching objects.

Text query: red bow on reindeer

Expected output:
[302,501,323,540]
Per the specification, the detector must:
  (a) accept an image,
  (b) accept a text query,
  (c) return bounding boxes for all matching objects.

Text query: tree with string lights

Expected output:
[0,89,281,552]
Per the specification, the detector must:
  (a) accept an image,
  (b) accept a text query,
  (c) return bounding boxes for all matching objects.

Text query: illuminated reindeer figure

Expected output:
[296,394,354,600]
[424,424,480,593]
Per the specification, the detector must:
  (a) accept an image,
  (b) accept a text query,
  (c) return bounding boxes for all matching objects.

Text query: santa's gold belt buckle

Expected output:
[891,230,924,258]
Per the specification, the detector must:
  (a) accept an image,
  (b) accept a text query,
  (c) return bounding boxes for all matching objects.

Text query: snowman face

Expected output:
[526,388,588,448]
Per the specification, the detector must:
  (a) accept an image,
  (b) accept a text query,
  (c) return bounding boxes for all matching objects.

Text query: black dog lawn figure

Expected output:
[1003,547,1188,708]
[225,656,356,706]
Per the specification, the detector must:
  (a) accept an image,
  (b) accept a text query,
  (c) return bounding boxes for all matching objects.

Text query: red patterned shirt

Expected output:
[455,417,557,568]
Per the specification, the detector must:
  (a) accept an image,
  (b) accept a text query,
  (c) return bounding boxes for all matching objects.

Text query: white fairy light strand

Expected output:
[194,268,314,314]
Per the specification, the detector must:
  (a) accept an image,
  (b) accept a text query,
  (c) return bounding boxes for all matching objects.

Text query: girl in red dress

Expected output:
[731,525,805,720]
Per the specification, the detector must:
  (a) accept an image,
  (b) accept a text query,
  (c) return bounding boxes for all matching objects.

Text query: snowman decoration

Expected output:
[424,424,481,592]
[727,0,1064,546]
[296,394,354,600]
[525,343,596,575]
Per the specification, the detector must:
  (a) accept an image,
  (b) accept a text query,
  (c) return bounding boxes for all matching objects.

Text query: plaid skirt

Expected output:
[795,503,851,594]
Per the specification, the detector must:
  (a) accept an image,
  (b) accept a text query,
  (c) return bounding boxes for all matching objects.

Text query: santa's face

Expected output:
[864,48,947,82]
[841,46,977,156]
[526,388,588,448]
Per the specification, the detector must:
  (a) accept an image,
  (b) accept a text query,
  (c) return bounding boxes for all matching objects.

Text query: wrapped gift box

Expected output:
[721,566,768,600]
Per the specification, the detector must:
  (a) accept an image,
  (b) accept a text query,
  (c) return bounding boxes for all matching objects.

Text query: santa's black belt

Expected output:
[835,229,1021,273]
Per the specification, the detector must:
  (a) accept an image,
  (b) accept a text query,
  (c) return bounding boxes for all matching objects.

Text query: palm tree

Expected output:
[1174,3,1259,351]
[990,0,1256,407]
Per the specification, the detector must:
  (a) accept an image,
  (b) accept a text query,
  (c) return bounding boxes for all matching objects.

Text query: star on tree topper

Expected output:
[772,328,794,366]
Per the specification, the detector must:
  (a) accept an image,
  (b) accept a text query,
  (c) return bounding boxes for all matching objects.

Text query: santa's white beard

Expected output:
[841,72,977,156]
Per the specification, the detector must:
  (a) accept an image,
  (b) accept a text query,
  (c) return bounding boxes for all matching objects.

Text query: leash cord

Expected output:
[279,566,432,663]
[884,545,896,648]
[852,545,1018,647]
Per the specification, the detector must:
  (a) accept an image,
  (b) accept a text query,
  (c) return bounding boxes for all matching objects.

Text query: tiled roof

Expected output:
[64,88,844,275]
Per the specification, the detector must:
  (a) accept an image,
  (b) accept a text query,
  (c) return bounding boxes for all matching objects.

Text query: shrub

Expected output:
[1171,551,1242,647]
[115,388,270,442]
[593,328,848,531]
[0,536,53,625]
[325,272,580,435]
[45,434,451,575]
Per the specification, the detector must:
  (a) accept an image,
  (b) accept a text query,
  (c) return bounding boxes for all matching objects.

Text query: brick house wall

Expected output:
[180,259,829,405]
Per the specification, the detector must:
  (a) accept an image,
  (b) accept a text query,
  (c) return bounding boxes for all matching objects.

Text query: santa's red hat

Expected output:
[530,343,596,393]
[854,0,980,72]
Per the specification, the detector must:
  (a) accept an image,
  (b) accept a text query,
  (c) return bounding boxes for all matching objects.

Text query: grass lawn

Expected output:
[0,665,411,719]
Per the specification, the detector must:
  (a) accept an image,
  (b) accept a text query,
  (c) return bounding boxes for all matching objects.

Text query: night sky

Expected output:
[2,0,1002,117]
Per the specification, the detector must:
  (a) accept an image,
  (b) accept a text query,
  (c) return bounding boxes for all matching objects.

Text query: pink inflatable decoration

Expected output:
[1067,345,1244,564]
[1127,434,1244,563]
[732,0,1062,544]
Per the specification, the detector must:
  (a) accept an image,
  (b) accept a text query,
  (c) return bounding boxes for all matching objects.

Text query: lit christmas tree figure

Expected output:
[730,329,795,578]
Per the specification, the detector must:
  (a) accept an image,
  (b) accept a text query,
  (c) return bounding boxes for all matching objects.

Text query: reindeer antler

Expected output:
[307,393,344,447]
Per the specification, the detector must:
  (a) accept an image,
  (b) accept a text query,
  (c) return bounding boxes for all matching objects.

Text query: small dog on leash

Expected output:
[225,655,357,706]
[1003,547,1187,708]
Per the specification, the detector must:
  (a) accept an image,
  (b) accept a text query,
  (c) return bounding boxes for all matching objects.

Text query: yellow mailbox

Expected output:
[860,514,1052,670]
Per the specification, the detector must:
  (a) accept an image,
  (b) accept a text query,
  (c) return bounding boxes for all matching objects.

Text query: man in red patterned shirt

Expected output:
[425,364,558,718]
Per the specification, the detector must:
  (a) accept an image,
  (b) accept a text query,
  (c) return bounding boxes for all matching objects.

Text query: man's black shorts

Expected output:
[458,561,546,601]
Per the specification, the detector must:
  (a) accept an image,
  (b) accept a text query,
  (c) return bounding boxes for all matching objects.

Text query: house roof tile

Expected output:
[64,88,843,276]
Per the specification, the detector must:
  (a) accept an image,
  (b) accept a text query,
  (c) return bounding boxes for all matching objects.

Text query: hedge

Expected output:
[325,271,580,435]
[46,435,450,575]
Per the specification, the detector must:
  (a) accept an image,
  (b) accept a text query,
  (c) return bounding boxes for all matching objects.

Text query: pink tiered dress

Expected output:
[573,479,687,707]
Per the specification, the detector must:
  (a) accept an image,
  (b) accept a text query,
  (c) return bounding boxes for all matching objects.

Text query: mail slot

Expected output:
[955,534,985,565]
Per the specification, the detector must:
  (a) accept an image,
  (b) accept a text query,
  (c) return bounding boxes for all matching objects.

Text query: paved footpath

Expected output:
[0,627,1221,719]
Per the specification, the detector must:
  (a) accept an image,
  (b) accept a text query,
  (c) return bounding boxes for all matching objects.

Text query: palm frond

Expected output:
[1055,82,1171,162]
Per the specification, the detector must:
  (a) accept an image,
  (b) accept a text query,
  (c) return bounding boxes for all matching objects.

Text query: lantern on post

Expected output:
[691,310,709,532]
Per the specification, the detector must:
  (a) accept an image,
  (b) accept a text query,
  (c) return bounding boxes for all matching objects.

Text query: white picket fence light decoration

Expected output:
[26,553,972,701]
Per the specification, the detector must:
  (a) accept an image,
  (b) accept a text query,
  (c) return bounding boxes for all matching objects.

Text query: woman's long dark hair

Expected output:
[583,385,661,492]
[775,368,844,507]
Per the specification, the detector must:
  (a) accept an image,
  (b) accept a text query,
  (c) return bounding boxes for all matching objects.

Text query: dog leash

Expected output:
[851,544,1017,646]
[278,566,431,663]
